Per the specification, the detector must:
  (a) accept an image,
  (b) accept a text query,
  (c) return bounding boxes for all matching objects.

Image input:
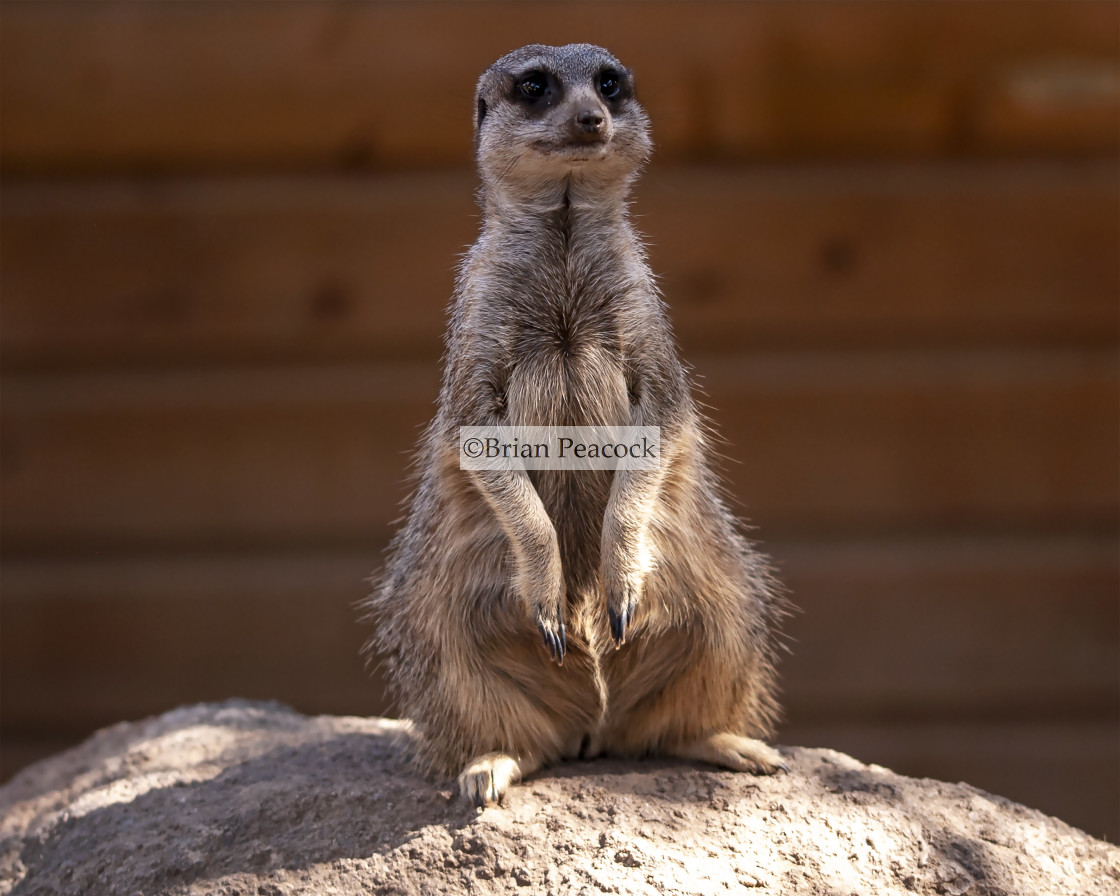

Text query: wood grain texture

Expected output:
[3,1,1116,172]
[777,536,1119,715]
[2,351,1115,550]
[3,164,1116,367]
[6,536,1115,715]
[3,537,1113,727]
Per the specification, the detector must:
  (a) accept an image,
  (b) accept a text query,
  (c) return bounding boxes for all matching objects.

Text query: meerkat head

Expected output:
[473,44,652,200]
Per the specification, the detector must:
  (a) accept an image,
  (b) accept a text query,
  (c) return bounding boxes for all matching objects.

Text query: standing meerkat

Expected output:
[365,43,786,806]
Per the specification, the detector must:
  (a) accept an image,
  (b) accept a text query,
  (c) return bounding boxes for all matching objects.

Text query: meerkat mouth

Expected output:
[532,141,612,163]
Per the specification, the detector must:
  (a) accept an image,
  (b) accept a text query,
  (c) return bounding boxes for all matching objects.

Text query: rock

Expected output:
[0,700,1116,896]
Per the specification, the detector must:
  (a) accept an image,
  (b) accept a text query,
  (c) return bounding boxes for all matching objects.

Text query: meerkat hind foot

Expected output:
[678,732,789,775]
[458,752,526,807]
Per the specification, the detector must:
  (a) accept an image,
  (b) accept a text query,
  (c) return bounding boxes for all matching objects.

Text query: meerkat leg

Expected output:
[457,751,542,807]
[601,465,669,647]
[601,415,692,648]
[468,468,567,664]
[674,732,788,775]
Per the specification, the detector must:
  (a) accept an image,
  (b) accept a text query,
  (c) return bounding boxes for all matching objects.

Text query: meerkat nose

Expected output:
[576,109,604,131]
[573,108,606,140]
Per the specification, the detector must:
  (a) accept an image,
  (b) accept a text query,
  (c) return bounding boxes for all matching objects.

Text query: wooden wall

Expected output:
[2,1,1117,840]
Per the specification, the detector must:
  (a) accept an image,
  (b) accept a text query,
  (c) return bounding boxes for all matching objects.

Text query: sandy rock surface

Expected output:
[1,700,1116,896]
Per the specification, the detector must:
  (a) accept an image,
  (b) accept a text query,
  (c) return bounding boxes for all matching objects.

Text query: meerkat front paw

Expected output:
[529,582,566,665]
[458,752,523,807]
[516,562,567,665]
[536,613,566,665]
[606,575,641,648]
[603,541,650,648]
[678,733,789,775]
[602,522,654,648]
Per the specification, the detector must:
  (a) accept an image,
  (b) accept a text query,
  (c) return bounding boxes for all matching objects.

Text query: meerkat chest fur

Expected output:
[461,198,646,428]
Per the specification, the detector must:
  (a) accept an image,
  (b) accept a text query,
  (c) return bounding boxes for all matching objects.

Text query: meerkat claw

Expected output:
[459,753,523,806]
[608,600,632,648]
[472,772,492,808]
[537,619,566,665]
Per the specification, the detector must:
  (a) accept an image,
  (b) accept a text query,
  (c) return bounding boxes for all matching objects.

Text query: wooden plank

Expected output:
[780,720,1120,843]
[642,165,1120,354]
[3,1,1116,172]
[0,551,390,733]
[2,536,1112,733]
[0,364,436,551]
[0,175,473,367]
[2,351,1115,550]
[3,164,1116,368]
[775,536,1119,715]
[698,350,1119,536]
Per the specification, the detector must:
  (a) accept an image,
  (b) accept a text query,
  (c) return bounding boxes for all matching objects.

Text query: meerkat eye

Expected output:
[599,70,622,100]
[518,72,549,100]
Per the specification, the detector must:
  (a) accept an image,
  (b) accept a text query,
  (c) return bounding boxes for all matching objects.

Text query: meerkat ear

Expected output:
[477,97,488,129]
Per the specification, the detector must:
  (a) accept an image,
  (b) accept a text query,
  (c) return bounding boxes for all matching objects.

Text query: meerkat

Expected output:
[365,43,786,806]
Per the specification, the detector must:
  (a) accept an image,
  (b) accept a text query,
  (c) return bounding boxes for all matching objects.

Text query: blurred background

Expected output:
[2,1,1117,840]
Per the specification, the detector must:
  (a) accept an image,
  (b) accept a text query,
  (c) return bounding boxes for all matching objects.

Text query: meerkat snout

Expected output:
[572,107,606,141]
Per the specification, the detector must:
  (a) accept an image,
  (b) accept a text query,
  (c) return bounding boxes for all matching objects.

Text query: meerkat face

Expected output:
[474,44,652,191]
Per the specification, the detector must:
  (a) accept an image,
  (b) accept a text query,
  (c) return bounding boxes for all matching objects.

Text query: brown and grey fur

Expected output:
[365,43,786,806]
